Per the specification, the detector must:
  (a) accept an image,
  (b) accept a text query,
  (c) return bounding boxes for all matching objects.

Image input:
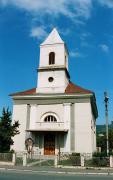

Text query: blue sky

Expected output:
[0,0,113,124]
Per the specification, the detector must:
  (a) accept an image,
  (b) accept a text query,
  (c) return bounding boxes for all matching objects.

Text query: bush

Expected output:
[93,151,107,157]
[16,157,23,165]
[69,153,81,166]
[71,153,80,156]
[92,157,108,167]
[85,154,108,167]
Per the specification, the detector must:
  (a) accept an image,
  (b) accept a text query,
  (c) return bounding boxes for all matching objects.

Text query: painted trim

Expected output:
[12,93,93,99]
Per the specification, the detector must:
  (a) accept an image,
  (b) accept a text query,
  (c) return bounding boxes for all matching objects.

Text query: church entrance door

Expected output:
[44,133,55,155]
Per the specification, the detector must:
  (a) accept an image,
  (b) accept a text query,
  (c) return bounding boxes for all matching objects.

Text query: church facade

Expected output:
[11,28,98,155]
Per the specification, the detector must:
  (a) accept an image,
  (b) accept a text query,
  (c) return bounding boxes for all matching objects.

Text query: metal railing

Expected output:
[0,153,12,162]
[58,153,81,166]
[0,152,113,168]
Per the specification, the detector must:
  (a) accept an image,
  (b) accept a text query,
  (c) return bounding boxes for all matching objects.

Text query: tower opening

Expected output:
[49,52,55,65]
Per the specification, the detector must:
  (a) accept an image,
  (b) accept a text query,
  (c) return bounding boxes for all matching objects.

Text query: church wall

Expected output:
[74,102,93,154]
[40,44,65,67]
[63,103,72,152]
[37,70,68,93]
[70,103,75,152]
[91,113,96,152]
[12,104,28,152]
[29,105,37,129]
[13,97,90,105]
[35,104,64,122]
[11,99,96,154]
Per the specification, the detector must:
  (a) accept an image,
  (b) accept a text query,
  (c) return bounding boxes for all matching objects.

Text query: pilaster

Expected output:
[63,103,72,152]
[29,104,37,129]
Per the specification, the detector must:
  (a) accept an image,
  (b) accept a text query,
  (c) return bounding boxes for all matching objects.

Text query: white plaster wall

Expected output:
[11,100,96,155]
[39,44,66,67]
[28,103,64,131]
[94,125,96,151]
[63,103,72,152]
[29,105,37,129]
[74,102,93,154]
[37,70,69,93]
[36,104,64,123]
[12,104,28,152]
[91,114,96,152]
[65,50,68,70]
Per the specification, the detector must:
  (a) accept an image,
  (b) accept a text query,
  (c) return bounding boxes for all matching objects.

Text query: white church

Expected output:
[11,28,98,155]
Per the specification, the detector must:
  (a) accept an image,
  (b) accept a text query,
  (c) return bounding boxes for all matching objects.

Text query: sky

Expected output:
[0,0,113,125]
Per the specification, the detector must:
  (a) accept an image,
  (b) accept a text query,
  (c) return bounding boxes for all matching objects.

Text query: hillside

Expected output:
[96,121,113,134]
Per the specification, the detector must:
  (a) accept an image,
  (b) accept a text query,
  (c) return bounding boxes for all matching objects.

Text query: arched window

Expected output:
[49,52,55,65]
[44,115,57,122]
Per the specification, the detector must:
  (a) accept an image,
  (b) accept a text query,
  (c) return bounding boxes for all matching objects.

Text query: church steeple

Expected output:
[36,28,70,93]
[41,28,64,45]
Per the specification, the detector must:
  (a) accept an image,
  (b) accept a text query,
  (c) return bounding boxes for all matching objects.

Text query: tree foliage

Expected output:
[109,129,113,152]
[97,129,113,154]
[0,108,19,152]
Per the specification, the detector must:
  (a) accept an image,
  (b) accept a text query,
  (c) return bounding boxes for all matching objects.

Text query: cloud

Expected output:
[1,0,113,25]
[4,0,113,41]
[30,26,47,39]
[70,51,76,57]
[98,0,113,8]
[80,32,92,47]
[1,0,92,20]
[80,32,91,39]
[70,50,85,58]
[0,0,94,41]
[99,44,109,53]
[60,29,70,35]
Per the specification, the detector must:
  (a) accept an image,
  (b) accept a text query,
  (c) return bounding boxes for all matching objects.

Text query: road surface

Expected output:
[0,170,113,180]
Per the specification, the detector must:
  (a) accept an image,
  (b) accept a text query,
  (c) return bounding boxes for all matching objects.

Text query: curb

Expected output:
[0,167,113,176]
[57,165,113,170]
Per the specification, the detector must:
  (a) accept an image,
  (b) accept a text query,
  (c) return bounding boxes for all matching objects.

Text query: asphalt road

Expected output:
[0,171,113,180]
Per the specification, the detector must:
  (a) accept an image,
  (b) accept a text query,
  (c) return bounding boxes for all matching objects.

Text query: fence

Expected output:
[58,153,81,166]
[0,152,113,168]
[16,152,24,165]
[0,153,12,162]
[0,153,15,165]
[58,153,113,168]
[22,152,57,167]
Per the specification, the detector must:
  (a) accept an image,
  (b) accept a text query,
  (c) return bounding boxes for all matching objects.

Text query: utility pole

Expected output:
[104,91,109,156]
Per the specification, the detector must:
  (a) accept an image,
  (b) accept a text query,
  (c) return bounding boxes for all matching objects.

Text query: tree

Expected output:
[108,129,113,152]
[0,108,19,152]
[97,129,113,154]
[97,133,106,153]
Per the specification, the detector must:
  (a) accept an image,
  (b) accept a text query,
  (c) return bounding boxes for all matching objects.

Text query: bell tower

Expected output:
[36,28,70,93]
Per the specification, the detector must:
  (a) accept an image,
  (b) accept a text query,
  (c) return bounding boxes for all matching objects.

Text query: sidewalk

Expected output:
[0,165,113,176]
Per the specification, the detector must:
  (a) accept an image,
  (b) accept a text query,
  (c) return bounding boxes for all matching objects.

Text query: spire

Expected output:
[41,28,64,45]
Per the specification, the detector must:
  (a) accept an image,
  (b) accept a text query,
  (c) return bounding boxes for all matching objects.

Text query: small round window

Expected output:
[48,77,54,82]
